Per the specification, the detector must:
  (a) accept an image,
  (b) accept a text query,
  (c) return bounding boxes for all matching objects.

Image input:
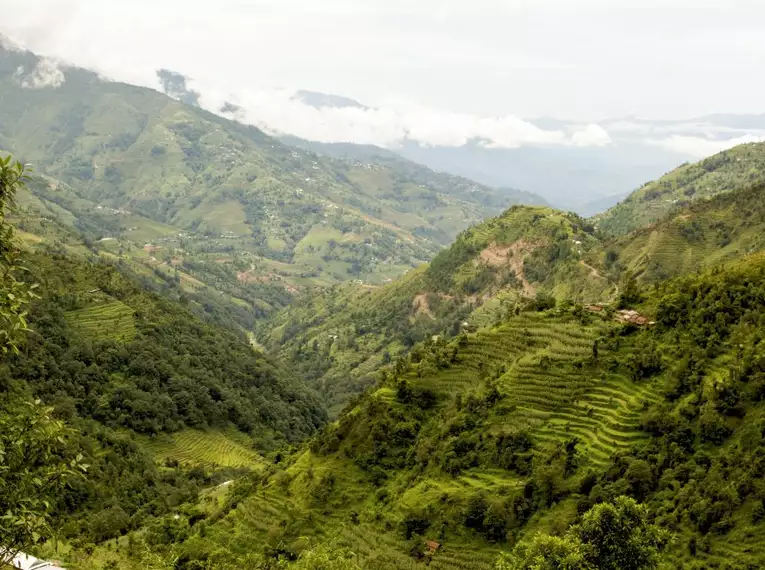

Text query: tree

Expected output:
[497,497,671,570]
[574,497,670,570]
[617,273,643,309]
[496,533,594,570]
[0,156,85,565]
[0,399,85,566]
[0,156,38,355]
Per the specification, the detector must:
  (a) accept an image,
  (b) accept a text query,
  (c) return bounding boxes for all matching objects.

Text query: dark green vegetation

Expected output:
[136,246,765,570]
[0,43,549,334]
[597,142,765,236]
[8,252,325,439]
[0,157,87,567]
[0,155,327,561]
[264,206,613,411]
[0,249,326,551]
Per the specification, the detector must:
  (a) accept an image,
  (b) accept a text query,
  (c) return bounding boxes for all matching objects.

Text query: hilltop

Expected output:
[596,142,765,235]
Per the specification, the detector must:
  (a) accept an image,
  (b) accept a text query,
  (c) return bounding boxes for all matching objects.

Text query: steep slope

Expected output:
[611,181,765,282]
[0,44,513,298]
[263,205,614,411]
[8,252,326,444]
[596,142,765,235]
[145,252,765,570]
[0,248,328,552]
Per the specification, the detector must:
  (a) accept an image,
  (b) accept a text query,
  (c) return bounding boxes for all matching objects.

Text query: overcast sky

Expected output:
[2,0,765,153]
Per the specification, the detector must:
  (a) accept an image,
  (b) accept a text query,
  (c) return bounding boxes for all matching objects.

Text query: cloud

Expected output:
[13,57,66,89]
[193,80,607,149]
[571,124,612,147]
[646,134,765,157]
[0,33,24,52]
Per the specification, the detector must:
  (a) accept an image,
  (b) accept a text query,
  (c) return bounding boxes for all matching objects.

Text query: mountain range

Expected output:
[5,41,765,570]
[0,43,545,329]
[269,89,765,213]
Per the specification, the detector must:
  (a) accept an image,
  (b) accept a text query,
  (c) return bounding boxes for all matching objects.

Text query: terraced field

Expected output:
[65,299,136,342]
[189,311,669,569]
[416,312,661,467]
[224,484,504,570]
[144,429,264,469]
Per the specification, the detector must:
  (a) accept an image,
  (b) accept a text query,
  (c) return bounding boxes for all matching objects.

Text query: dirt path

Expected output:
[579,260,621,302]
[579,260,606,280]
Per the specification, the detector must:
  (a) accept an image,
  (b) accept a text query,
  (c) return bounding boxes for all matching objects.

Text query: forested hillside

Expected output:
[0,43,533,325]
[596,142,765,235]
[1,248,329,546]
[126,247,765,570]
[263,205,614,411]
[0,154,329,562]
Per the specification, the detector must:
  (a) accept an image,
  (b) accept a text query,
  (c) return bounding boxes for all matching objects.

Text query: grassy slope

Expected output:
[0,45,519,295]
[263,206,615,412]
[610,182,765,283]
[168,252,765,570]
[596,142,765,236]
[142,429,265,469]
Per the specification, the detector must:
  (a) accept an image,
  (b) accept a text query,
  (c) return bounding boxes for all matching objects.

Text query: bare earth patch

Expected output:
[478,240,540,297]
[412,293,435,318]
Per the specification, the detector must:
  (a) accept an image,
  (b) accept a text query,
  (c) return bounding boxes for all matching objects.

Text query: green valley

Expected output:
[0,43,549,332]
[5,31,765,570]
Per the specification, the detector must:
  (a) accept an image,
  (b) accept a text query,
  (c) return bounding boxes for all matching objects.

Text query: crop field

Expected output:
[214,452,507,570]
[413,312,661,467]
[65,300,136,342]
[143,429,264,468]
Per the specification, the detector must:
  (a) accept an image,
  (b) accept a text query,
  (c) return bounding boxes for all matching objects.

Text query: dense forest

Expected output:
[0,156,330,562]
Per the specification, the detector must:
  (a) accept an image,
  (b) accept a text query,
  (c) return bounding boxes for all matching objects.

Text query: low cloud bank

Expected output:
[187,78,612,150]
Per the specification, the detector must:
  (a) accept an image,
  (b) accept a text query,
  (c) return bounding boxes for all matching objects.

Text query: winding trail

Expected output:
[579,260,606,280]
[579,260,620,302]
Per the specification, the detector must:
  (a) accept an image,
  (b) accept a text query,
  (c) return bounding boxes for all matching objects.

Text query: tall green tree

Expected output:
[0,155,84,566]
[0,156,37,355]
[497,497,670,570]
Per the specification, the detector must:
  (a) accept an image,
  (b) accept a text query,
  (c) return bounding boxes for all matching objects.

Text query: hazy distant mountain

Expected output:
[395,140,687,213]
[279,135,549,208]
[271,92,765,214]
[294,90,368,110]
